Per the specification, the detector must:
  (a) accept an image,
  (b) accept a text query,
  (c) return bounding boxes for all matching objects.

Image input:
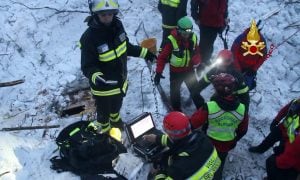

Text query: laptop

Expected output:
[125,112,166,161]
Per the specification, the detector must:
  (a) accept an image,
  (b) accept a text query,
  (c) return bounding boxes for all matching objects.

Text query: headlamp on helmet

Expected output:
[177,16,193,36]
[215,49,233,66]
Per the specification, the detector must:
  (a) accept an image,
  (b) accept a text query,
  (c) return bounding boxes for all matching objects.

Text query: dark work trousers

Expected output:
[213,151,228,180]
[198,25,223,65]
[94,94,123,125]
[266,154,299,180]
[256,125,283,153]
[159,27,173,51]
[170,70,204,111]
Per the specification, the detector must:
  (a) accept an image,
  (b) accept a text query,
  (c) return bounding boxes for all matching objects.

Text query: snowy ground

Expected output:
[0,0,299,179]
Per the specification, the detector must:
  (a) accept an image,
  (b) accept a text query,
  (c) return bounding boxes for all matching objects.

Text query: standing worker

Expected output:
[158,0,188,52]
[231,20,267,90]
[143,111,221,179]
[80,0,156,133]
[198,49,250,112]
[191,0,229,66]
[248,98,300,179]
[190,73,249,179]
[154,16,204,111]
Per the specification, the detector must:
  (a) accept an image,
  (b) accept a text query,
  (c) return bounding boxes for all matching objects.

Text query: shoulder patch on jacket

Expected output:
[119,33,126,42]
[97,44,109,53]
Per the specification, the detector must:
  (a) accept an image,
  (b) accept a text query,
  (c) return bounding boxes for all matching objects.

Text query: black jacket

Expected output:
[158,0,188,28]
[155,131,220,179]
[80,16,144,95]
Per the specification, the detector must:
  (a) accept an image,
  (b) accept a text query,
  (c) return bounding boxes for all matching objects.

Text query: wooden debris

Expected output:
[1,125,60,131]
[0,171,10,177]
[0,79,25,87]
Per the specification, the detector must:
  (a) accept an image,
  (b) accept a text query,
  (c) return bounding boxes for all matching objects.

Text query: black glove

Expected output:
[145,51,157,62]
[273,145,284,156]
[95,75,118,87]
[154,73,165,85]
[270,120,278,132]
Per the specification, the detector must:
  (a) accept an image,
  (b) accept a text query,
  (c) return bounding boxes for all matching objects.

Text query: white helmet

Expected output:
[89,0,119,14]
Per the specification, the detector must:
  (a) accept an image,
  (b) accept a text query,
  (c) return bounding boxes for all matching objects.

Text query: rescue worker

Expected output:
[80,0,156,133]
[198,49,250,111]
[190,73,249,179]
[248,98,300,179]
[158,0,188,51]
[231,20,267,90]
[154,16,204,111]
[191,0,229,66]
[249,98,300,153]
[143,111,221,179]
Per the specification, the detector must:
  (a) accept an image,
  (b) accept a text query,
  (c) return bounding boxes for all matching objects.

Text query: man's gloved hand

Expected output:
[145,51,157,62]
[95,75,118,87]
[270,120,278,132]
[273,145,284,156]
[95,75,107,86]
[154,73,165,85]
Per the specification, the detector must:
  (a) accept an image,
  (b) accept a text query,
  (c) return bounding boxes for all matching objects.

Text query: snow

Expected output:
[0,0,299,179]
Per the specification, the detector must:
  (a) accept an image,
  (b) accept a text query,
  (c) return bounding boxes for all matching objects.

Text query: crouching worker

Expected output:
[143,111,221,180]
[190,73,249,179]
[248,98,300,180]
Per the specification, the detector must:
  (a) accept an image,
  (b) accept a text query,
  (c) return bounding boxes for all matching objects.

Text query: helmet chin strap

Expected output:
[88,0,94,15]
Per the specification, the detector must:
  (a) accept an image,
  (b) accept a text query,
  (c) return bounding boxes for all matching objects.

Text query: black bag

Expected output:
[50,121,127,177]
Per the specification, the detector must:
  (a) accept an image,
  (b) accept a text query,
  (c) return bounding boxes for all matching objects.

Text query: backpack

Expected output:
[50,121,127,178]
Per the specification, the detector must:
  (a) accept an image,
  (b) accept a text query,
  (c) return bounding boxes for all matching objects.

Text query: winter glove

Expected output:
[243,73,257,91]
[145,51,157,62]
[95,75,118,87]
[154,73,165,85]
[273,145,284,156]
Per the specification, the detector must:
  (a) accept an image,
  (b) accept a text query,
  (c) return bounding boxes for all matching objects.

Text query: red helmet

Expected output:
[163,111,191,139]
[212,73,236,96]
[217,49,233,66]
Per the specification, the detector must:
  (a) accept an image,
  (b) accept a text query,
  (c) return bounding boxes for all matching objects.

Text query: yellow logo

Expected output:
[241,20,265,56]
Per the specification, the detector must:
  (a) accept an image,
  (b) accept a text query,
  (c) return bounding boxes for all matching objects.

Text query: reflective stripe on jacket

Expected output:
[91,80,128,96]
[207,101,245,141]
[187,148,221,180]
[160,0,180,8]
[283,100,300,143]
[156,148,221,180]
[98,41,127,62]
[168,33,197,67]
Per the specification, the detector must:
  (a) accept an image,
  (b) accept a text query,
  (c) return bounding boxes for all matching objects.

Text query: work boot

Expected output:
[248,145,266,154]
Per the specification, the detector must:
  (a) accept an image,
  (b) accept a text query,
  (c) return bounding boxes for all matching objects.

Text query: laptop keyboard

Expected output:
[137,140,155,150]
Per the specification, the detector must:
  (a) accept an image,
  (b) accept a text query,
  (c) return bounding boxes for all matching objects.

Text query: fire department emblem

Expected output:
[241,20,265,56]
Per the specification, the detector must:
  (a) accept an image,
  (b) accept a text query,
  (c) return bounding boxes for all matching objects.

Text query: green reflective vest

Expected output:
[284,115,299,143]
[168,33,197,68]
[207,101,245,141]
[160,0,180,8]
[283,100,300,143]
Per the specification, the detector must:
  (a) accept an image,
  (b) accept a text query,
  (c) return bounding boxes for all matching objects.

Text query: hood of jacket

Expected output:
[211,95,240,111]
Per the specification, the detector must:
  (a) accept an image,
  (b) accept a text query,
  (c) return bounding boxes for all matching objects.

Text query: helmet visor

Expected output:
[96,9,117,16]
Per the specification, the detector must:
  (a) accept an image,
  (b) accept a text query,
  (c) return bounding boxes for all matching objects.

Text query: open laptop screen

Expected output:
[130,114,154,139]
